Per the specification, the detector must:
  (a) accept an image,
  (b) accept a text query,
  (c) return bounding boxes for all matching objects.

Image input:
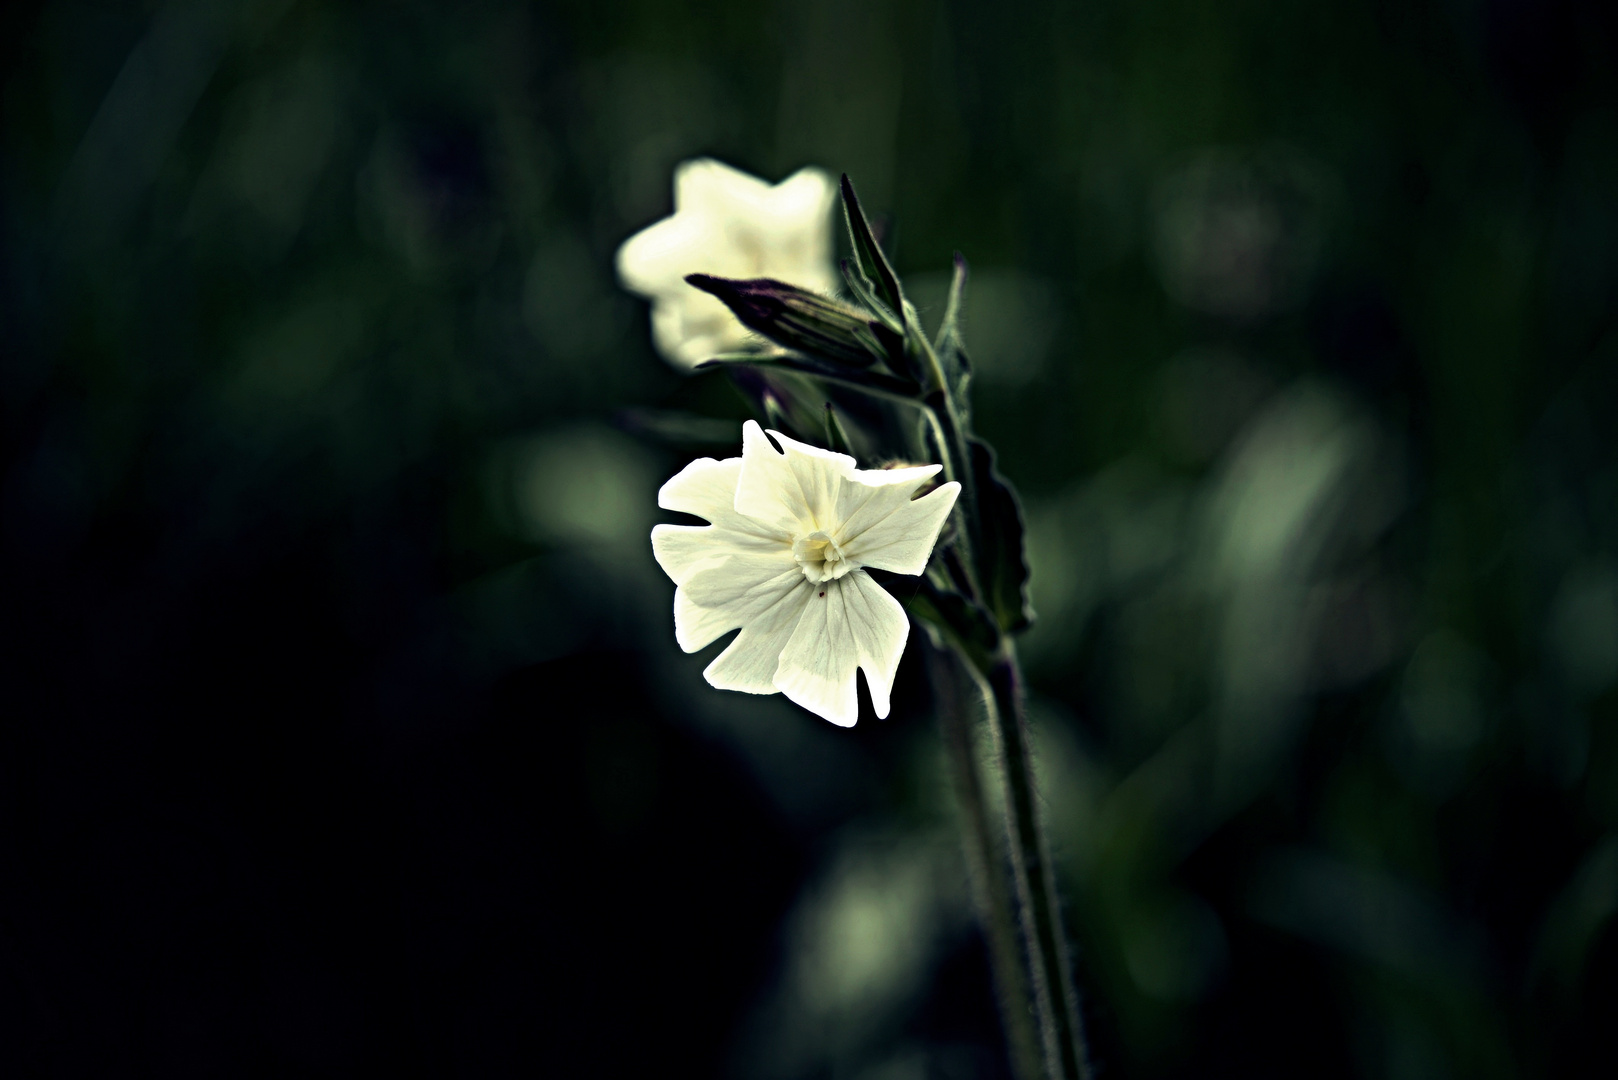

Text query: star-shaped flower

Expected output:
[616,159,841,370]
[651,421,962,726]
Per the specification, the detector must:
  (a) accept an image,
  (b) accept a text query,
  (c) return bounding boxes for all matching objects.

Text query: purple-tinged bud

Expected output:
[685,274,889,368]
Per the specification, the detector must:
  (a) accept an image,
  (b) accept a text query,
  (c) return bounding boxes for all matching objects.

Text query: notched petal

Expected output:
[673,585,742,653]
[734,419,855,533]
[841,571,909,719]
[844,480,961,576]
[657,456,741,521]
[702,575,814,694]
[774,577,862,726]
[651,524,718,586]
[773,570,909,726]
[831,464,944,552]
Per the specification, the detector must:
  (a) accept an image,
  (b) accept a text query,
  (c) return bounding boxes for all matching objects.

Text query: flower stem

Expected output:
[928,643,1044,1080]
[980,643,1092,1080]
[913,335,977,534]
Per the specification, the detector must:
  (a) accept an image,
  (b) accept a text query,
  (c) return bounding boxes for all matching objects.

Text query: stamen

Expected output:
[792,530,854,584]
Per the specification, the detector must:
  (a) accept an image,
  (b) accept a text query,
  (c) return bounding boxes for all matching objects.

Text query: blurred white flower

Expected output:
[652,421,960,726]
[616,159,840,370]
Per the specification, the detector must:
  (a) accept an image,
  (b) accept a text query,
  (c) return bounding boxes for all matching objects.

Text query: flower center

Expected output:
[792,530,854,584]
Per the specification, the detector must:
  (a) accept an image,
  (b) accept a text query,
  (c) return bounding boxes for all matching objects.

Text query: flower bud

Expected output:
[685,274,891,368]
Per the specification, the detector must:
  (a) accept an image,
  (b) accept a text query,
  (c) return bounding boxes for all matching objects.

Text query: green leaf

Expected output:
[763,389,794,434]
[838,258,904,334]
[896,573,1002,672]
[823,402,854,456]
[695,353,921,402]
[969,437,1035,634]
[840,174,905,317]
[711,360,824,445]
[934,253,974,413]
[898,298,942,390]
[915,398,945,471]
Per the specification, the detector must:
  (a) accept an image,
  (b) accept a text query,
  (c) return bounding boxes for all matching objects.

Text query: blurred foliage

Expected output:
[4,0,1617,1077]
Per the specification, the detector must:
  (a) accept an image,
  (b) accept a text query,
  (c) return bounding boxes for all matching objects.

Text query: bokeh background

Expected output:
[4,0,1618,1076]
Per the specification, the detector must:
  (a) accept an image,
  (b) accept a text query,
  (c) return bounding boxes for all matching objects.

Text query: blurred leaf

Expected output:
[970,437,1034,634]
[613,408,742,450]
[1528,834,1618,993]
[1246,848,1480,983]
[934,253,974,417]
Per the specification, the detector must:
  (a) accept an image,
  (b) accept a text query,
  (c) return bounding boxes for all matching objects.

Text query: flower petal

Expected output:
[734,420,855,535]
[702,572,815,694]
[756,169,840,291]
[773,579,860,726]
[651,456,791,585]
[773,569,909,726]
[674,158,774,218]
[839,570,911,719]
[674,553,800,653]
[656,455,775,534]
[830,463,939,544]
[617,159,841,370]
[651,524,759,586]
[765,168,839,232]
[653,298,754,369]
[616,210,718,298]
[672,584,740,654]
[840,479,961,576]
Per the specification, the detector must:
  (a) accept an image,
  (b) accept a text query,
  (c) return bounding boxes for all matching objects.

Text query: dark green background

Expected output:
[4,1,1616,1076]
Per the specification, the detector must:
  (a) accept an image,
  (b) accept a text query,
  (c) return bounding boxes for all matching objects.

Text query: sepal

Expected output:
[686,274,886,368]
[839,174,905,317]
[839,258,904,334]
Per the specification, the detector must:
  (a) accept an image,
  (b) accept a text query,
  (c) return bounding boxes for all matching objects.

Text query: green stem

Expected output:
[910,334,984,602]
[928,642,1044,1080]
[981,642,1091,1080]
[914,333,975,503]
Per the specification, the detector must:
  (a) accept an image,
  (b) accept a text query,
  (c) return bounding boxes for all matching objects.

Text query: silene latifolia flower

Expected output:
[616,159,840,370]
[652,421,961,727]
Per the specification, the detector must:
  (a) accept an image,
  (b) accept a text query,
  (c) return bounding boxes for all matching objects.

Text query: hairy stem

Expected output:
[914,335,977,524]
[981,643,1091,1080]
[928,643,1043,1080]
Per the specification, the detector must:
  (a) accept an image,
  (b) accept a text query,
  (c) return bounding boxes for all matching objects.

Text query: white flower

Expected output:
[616,159,841,370]
[652,421,961,727]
